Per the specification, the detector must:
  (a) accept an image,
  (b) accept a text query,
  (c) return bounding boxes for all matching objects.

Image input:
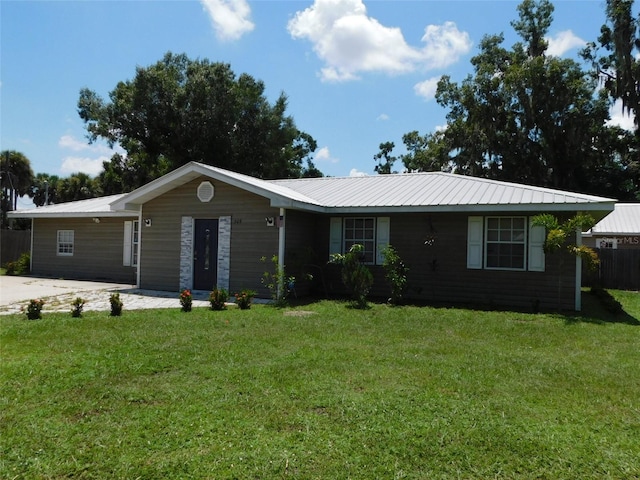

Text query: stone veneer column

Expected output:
[217,216,231,291]
[179,216,193,291]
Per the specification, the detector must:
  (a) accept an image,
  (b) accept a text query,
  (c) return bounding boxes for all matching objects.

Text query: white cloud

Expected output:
[315,146,339,163]
[200,0,254,42]
[420,22,472,69]
[58,134,122,176]
[377,113,389,121]
[349,168,367,177]
[607,99,637,131]
[288,0,471,82]
[60,156,108,176]
[58,135,112,154]
[414,76,441,101]
[546,30,585,57]
[434,123,448,132]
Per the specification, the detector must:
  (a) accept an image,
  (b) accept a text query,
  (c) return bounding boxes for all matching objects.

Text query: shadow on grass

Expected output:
[292,293,640,326]
[565,291,640,326]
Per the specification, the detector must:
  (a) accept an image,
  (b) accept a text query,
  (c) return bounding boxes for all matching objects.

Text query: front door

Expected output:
[194,219,218,290]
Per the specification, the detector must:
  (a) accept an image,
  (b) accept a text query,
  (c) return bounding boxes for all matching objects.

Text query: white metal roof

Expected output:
[109,162,323,212]
[8,164,616,218]
[7,194,138,218]
[272,172,616,214]
[587,203,640,235]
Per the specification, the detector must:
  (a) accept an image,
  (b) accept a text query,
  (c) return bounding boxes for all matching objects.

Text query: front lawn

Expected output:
[1,293,639,479]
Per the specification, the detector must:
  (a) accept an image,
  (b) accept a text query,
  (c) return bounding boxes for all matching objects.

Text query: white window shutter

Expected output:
[329,217,342,258]
[528,218,546,272]
[467,216,483,269]
[123,221,133,266]
[376,217,390,264]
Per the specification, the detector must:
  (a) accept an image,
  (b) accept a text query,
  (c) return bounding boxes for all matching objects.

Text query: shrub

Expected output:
[381,245,409,306]
[330,244,373,309]
[71,297,85,318]
[109,293,123,316]
[24,299,44,320]
[261,255,294,307]
[209,288,229,311]
[4,252,30,276]
[234,289,256,310]
[180,289,193,312]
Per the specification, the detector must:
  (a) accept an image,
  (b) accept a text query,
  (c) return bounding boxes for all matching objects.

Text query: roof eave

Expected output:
[7,211,139,219]
[316,202,616,215]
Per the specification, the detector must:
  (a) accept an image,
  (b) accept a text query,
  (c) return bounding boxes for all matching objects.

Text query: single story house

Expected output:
[583,203,640,250]
[9,162,616,311]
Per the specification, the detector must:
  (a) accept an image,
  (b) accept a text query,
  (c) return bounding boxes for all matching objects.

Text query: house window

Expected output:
[57,230,74,256]
[344,218,376,263]
[329,217,390,265]
[123,220,139,267]
[485,217,526,270]
[132,221,139,266]
[467,216,545,272]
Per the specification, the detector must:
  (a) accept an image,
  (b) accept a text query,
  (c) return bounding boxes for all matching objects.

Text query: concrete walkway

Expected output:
[0,276,213,315]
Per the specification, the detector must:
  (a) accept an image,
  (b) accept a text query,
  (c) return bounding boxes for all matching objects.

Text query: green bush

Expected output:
[4,252,30,275]
[381,245,409,306]
[261,255,294,307]
[71,297,85,318]
[330,244,373,309]
[109,293,123,316]
[209,288,229,311]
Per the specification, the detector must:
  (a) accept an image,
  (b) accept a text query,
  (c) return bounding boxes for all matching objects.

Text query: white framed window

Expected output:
[329,217,390,265]
[467,216,545,272]
[123,220,139,267]
[485,217,526,270]
[57,230,74,256]
[344,217,376,263]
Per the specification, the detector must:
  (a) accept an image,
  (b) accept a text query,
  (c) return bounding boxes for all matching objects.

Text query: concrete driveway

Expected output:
[0,276,133,306]
[0,276,215,315]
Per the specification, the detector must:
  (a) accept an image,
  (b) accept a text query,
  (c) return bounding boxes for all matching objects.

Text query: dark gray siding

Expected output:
[139,177,280,295]
[317,212,578,311]
[31,217,137,284]
[283,210,325,297]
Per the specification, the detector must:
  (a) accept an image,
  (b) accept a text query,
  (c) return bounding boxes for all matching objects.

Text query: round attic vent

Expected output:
[197,181,215,202]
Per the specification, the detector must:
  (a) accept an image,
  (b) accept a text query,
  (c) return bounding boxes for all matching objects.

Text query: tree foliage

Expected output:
[56,173,100,203]
[376,0,638,200]
[582,0,640,137]
[1,150,34,228]
[1,150,34,211]
[79,52,321,192]
[30,173,59,207]
[532,213,599,270]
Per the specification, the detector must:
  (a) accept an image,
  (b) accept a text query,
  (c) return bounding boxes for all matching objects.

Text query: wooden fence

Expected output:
[0,229,31,266]
[583,249,640,291]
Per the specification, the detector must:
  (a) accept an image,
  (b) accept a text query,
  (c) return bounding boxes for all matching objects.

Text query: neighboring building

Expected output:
[9,162,616,311]
[582,203,640,290]
[583,203,640,250]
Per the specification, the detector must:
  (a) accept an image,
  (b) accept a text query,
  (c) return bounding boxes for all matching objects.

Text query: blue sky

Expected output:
[1,0,633,208]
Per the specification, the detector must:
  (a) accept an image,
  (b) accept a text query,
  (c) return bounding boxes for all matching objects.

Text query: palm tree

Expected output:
[1,150,35,211]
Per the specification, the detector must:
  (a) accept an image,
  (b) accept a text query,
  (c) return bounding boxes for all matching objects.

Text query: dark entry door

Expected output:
[194,219,218,291]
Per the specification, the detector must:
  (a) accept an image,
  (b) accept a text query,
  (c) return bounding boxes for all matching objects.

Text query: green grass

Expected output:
[1,292,639,479]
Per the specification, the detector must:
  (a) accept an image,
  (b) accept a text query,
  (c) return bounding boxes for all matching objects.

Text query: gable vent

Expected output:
[197,181,215,202]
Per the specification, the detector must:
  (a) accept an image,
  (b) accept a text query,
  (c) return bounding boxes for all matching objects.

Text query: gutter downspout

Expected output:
[136,206,142,288]
[29,219,34,272]
[277,208,285,300]
[575,227,582,311]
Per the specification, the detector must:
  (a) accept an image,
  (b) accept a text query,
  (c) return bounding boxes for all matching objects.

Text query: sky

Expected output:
[1,0,636,208]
